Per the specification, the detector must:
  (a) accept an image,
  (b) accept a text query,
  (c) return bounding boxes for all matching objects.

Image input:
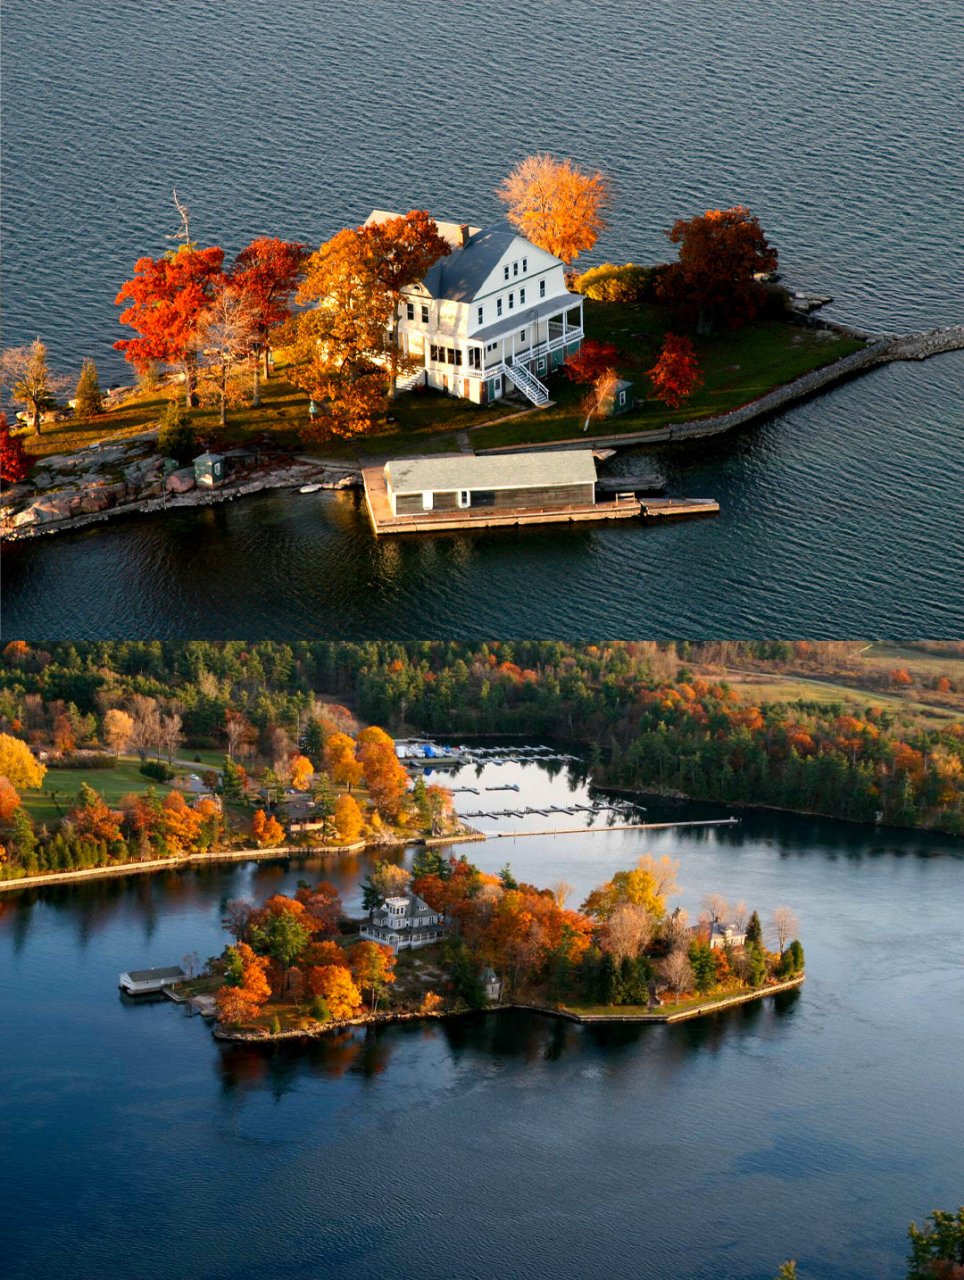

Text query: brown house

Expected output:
[383,450,598,516]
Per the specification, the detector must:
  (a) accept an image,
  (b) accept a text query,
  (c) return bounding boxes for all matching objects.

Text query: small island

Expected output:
[170,851,805,1040]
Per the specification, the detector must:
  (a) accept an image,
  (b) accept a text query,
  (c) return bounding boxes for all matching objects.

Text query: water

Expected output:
[3,0,963,637]
[2,753,962,1280]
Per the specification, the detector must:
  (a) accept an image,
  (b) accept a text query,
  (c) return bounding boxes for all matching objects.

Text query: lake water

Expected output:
[2,753,962,1280]
[3,0,963,638]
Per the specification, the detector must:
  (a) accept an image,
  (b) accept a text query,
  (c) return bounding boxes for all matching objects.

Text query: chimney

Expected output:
[458,223,470,246]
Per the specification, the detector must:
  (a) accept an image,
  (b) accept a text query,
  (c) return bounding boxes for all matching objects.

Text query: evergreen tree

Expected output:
[746,941,767,987]
[499,863,518,890]
[745,910,763,946]
[74,358,103,417]
[688,941,717,994]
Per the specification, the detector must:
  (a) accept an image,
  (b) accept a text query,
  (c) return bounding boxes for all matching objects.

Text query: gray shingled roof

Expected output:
[386,450,597,495]
[472,293,583,343]
[421,222,532,302]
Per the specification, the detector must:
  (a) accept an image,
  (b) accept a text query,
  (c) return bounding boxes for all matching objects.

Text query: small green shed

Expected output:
[193,451,225,488]
[607,379,634,417]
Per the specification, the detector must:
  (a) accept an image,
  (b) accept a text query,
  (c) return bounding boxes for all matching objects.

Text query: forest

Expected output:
[0,642,961,868]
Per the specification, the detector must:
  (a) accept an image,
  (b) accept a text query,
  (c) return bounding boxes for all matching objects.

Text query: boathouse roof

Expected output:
[385,450,597,495]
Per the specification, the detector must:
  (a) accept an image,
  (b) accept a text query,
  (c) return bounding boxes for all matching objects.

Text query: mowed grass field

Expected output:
[21,759,169,825]
[17,300,863,467]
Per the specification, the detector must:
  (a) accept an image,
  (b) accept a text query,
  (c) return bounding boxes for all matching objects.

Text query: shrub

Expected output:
[311,995,331,1021]
[74,359,104,418]
[157,402,198,463]
[573,262,653,304]
[140,759,174,782]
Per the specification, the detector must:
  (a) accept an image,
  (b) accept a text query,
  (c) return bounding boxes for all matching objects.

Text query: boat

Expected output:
[299,483,322,494]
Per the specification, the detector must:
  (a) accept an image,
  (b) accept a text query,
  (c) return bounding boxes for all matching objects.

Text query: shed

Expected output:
[383,450,597,516]
[193,452,226,488]
[119,965,185,995]
[480,967,502,1002]
[606,379,634,417]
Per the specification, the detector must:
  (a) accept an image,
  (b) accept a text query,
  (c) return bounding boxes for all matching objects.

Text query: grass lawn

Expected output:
[469,300,864,450]
[21,759,172,824]
[565,986,768,1018]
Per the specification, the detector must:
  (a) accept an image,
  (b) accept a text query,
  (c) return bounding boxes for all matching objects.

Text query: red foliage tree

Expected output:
[563,340,621,384]
[230,236,308,385]
[647,334,703,408]
[114,245,225,405]
[0,413,30,485]
[657,205,777,333]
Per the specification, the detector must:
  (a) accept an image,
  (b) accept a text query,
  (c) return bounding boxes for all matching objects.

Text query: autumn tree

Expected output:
[0,340,69,433]
[294,881,344,938]
[68,783,123,845]
[351,940,397,1011]
[308,964,363,1020]
[0,734,45,791]
[907,1206,964,1280]
[357,725,409,821]
[333,793,364,843]
[647,333,702,408]
[250,902,311,994]
[251,808,285,848]
[290,754,314,791]
[73,358,103,418]
[0,413,31,485]
[114,244,225,406]
[580,368,621,433]
[563,340,621,384]
[601,903,655,965]
[160,790,204,853]
[230,236,309,400]
[362,859,412,909]
[498,153,610,264]
[657,205,778,334]
[582,855,679,921]
[0,777,22,822]
[195,282,257,428]
[324,732,363,790]
[660,948,694,1000]
[102,709,135,757]
[285,227,393,438]
[363,211,451,396]
[216,942,271,1024]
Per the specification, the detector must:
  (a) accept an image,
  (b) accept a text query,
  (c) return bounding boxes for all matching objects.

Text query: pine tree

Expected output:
[745,910,763,946]
[74,358,103,418]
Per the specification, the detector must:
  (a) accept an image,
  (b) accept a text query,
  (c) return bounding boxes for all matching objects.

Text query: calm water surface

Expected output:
[2,0,963,637]
[2,755,962,1280]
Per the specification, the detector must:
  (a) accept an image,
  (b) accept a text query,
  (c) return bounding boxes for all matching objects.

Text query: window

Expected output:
[519,287,526,303]
[537,358,547,373]
[457,490,470,509]
[619,390,626,406]
[421,304,429,323]
[469,348,481,370]
[522,257,528,272]
[503,265,510,281]
[539,279,546,298]
[496,298,503,316]
[477,305,483,324]
[513,261,519,277]
[520,329,526,342]
[406,302,415,320]
[508,292,514,309]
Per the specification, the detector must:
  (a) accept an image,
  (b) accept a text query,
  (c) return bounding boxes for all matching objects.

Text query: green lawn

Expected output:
[21,759,173,825]
[468,300,864,450]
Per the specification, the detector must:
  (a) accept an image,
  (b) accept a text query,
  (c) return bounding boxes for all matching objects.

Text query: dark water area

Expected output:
[2,754,963,1280]
[3,0,963,638]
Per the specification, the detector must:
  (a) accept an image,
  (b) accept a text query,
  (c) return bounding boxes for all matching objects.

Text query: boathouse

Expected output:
[118,965,185,995]
[383,450,597,516]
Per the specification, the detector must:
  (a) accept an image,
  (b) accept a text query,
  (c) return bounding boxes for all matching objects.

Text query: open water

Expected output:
[2,0,963,637]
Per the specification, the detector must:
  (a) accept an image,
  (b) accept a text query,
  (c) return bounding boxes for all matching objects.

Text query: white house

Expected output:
[709,921,747,950]
[365,210,585,406]
[360,891,446,954]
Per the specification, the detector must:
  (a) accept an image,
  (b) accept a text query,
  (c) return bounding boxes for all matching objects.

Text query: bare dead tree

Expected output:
[602,903,655,965]
[771,906,800,954]
[660,948,694,1000]
[223,899,253,942]
[167,188,192,248]
[551,881,574,908]
[662,905,690,950]
[702,893,730,925]
[731,899,749,931]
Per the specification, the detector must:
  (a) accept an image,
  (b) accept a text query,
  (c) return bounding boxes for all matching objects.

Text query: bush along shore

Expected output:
[181,849,806,1043]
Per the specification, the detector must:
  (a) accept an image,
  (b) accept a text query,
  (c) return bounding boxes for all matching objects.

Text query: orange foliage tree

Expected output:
[357,726,409,821]
[230,236,308,383]
[323,732,363,790]
[333,793,364,842]
[216,942,272,1024]
[0,776,22,822]
[563,340,621,384]
[307,964,363,1020]
[363,211,451,397]
[68,783,123,845]
[290,754,314,791]
[251,808,285,848]
[498,153,610,264]
[161,790,204,853]
[114,244,225,405]
[657,205,777,334]
[647,333,702,409]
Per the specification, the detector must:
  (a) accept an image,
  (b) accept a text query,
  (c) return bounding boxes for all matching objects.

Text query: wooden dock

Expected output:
[485,817,740,839]
[640,497,719,519]
[362,465,641,534]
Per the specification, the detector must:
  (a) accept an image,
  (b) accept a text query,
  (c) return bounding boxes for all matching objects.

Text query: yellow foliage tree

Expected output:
[498,153,610,265]
[323,732,363,790]
[333,793,364,843]
[582,855,680,921]
[102,709,134,756]
[0,734,45,790]
[308,964,363,1021]
[251,808,285,848]
[290,754,314,791]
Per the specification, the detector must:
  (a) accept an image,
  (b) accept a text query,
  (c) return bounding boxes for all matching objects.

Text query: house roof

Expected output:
[385,450,597,495]
[365,209,480,251]
[124,966,185,982]
[471,292,583,344]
